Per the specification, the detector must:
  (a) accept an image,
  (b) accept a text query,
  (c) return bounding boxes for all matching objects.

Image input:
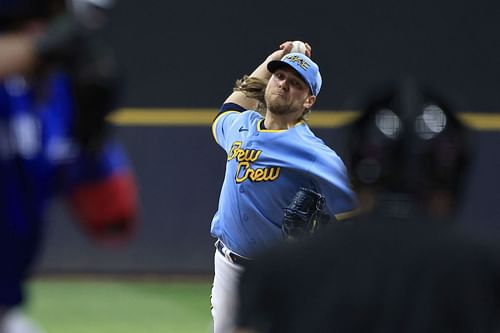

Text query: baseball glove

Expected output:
[282,187,330,240]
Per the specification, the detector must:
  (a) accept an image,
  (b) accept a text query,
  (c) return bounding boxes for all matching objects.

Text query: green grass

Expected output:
[26,278,213,333]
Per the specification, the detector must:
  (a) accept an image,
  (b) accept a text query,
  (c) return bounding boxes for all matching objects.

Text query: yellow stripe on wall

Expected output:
[304,111,360,128]
[458,113,500,130]
[109,108,217,126]
[108,108,500,131]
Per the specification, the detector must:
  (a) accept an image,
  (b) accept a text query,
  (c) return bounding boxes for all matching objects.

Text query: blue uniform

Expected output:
[211,103,356,258]
[0,72,131,307]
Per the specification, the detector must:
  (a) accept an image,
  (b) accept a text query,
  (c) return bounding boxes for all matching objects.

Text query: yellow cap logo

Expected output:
[284,55,310,70]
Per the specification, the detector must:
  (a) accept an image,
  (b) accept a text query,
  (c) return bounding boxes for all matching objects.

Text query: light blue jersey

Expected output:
[211,104,356,257]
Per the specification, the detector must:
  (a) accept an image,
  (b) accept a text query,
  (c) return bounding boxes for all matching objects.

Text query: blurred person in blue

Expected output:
[235,80,500,333]
[0,1,138,332]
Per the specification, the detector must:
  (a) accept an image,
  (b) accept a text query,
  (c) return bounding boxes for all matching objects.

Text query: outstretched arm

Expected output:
[0,6,112,80]
[0,33,38,79]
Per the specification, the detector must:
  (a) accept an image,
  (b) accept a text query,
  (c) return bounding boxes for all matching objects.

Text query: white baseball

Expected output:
[290,41,307,54]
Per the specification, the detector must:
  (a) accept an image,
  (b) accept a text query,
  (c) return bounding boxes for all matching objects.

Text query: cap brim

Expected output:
[267,60,313,95]
[267,60,290,73]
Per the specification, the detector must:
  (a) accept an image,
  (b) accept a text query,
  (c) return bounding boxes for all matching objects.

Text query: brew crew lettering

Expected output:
[228,141,261,162]
[236,162,281,183]
[228,141,281,183]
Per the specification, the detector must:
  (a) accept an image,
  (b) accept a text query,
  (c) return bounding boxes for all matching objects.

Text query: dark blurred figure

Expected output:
[235,80,500,333]
[0,1,138,332]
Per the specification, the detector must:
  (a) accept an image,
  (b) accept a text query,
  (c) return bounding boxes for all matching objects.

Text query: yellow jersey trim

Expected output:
[211,110,241,145]
[256,119,306,132]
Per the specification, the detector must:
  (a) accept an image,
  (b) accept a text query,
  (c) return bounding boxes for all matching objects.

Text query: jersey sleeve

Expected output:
[309,150,358,221]
[211,103,246,150]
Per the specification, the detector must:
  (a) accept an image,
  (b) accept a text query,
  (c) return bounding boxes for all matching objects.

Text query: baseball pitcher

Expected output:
[209,41,357,333]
